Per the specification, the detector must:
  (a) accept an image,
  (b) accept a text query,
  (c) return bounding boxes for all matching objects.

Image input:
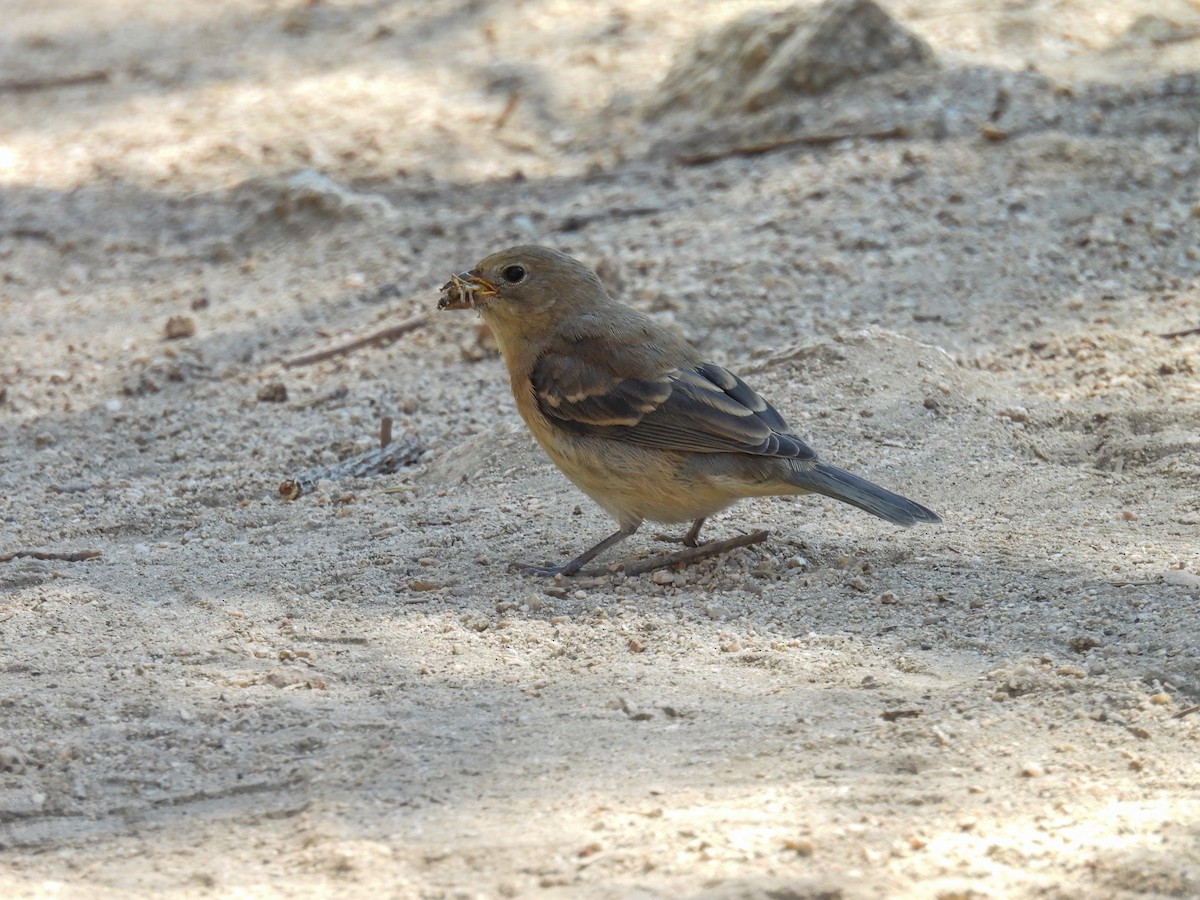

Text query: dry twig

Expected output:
[1158,326,1200,340]
[494,91,521,130]
[580,530,770,577]
[0,71,109,94]
[282,314,427,368]
[0,549,100,563]
[280,418,422,500]
[678,126,908,166]
[291,385,349,409]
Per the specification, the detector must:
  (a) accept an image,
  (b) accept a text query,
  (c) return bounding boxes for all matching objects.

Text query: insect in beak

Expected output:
[438,272,498,310]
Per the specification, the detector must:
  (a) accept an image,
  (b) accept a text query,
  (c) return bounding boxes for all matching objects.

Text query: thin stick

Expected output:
[1158,326,1200,339]
[0,71,109,94]
[280,427,422,500]
[494,90,521,130]
[282,314,427,368]
[560,206,666,232]
[379,417,393,450]
[1172,704,1200,720]
[291,385,349,409]
[299,635,369,645]
[0,549,100,563]
[582,530,770,577]
[678,126,908,166]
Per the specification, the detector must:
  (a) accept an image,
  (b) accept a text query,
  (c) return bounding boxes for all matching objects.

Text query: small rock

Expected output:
[648,0,937,117]
[164,315,197,340]
[265,667,310,689]
[650,569,675,585]
[784,838,814,856]
[0,747,26,774]
[1020,762,1045,778]
[257,382,288,403]
[577,842,603,859]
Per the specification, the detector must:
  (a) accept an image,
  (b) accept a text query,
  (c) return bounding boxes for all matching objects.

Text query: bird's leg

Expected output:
[682,517,706,548]
[513,524,639,577]
[654,517,707,548]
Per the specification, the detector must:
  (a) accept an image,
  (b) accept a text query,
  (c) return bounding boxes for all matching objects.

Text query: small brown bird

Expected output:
[439,245,939,576]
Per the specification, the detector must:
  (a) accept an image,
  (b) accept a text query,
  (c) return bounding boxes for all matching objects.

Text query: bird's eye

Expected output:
[501,265,526,284]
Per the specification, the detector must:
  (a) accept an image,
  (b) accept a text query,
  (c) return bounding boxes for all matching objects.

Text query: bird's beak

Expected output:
[438,271,498,310]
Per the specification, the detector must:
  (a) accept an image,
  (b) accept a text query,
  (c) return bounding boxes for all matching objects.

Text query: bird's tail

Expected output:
[788,463,941,527]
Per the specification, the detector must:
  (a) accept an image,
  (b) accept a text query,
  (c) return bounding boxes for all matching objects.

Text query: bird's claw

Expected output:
[653,532,701,548]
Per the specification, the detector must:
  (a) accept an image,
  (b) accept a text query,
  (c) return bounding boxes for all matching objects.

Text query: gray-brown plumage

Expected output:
[439,245,939,576]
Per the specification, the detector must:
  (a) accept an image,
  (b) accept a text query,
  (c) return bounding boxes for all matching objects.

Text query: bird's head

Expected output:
[438,245,606,337]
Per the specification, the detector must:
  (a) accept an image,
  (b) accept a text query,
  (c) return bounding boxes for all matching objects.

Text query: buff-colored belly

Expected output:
[534,428,793,528]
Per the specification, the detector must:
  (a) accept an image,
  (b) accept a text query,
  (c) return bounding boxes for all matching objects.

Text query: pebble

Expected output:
[164,315,197,340]
[265,667,310,688]
[257,382,288,403]
[784,838,814,856]
[0,746,27,774]
[1020,762,1045,778]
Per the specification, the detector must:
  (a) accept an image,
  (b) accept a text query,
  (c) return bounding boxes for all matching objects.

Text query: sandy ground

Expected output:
[2,0,1200,897]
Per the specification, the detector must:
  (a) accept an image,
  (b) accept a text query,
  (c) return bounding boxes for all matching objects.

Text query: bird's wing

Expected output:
[531,342,816,460]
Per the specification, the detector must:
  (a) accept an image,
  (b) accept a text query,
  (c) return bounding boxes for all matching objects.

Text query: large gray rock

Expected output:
[647,0,937,119]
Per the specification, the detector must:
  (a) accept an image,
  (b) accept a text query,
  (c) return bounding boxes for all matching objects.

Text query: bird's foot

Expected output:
[653,532,701,548]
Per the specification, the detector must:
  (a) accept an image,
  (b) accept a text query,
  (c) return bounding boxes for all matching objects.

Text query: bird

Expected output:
[438,245,939,576]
